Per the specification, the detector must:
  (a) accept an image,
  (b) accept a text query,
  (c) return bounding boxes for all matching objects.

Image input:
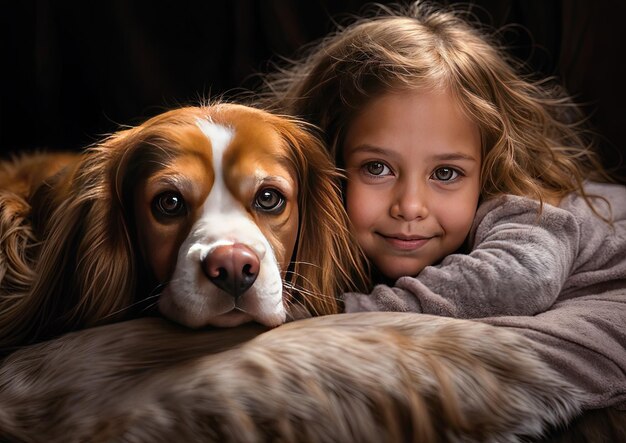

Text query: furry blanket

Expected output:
[0,313,586,442]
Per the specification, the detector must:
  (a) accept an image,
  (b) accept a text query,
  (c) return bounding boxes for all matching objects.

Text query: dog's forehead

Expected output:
[198,108,294,177]
[191,110,296,208]
[211,107,290,160]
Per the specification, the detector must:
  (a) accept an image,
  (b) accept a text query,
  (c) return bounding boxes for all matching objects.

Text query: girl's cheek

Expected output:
[345,181,380,225]
[440,198,477,240]
[345,182,366,217]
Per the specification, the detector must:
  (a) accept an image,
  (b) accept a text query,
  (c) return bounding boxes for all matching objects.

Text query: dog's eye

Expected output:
[254,188,286,214]
[153,191,186,217]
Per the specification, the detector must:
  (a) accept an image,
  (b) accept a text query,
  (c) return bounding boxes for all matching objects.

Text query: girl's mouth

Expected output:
[377,233,432,251]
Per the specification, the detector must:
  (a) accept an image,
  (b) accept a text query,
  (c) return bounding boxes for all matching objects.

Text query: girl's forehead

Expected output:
[342,88,481,162]
[350,87,469,127]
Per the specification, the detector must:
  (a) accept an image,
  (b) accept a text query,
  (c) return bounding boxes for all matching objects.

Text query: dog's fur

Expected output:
[0,313,585,442]
[0,104,367,353]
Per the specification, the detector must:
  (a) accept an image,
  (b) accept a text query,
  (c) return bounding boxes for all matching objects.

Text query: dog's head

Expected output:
[13,104,367,346]
[129,104,335,327]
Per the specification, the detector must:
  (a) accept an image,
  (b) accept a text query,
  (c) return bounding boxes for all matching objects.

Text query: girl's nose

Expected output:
[390,183,429,221]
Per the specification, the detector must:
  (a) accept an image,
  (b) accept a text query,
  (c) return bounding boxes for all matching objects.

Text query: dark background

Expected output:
[2,0,625,181]
[2,2,626,437]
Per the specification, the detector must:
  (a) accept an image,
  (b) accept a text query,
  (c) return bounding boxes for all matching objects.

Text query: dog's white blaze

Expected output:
[160,118,285,328]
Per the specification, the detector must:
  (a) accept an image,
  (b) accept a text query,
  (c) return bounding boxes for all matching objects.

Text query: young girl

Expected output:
[260,1,626,319]
[259,3,626,418]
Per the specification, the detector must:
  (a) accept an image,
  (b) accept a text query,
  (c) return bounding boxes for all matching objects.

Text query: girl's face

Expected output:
[343,89,481,280]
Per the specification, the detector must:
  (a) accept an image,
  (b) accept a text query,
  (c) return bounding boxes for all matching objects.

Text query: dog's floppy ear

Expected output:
[274,118,369,316]
[0,128,150,351]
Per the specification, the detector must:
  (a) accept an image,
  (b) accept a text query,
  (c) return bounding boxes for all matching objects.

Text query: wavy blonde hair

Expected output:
[259,1,611,209]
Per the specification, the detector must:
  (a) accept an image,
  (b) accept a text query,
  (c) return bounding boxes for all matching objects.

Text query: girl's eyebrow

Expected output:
[345,144,399,159]
[431,153,478,162]
[346,144,478,162]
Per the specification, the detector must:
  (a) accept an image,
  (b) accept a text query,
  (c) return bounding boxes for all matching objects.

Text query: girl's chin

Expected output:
[371,259,427,282]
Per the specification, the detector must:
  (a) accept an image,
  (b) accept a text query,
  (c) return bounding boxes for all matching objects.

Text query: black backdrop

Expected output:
[2,0,625,180]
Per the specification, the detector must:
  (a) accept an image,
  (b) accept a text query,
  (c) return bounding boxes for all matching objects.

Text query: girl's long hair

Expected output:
[258,1,612,211]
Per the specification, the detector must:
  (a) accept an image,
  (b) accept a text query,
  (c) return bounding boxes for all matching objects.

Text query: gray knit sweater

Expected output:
[344,181,626,409]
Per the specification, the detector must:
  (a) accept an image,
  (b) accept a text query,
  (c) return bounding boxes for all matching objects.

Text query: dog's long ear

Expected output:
[276,119,370,316]
[0,129,148,352]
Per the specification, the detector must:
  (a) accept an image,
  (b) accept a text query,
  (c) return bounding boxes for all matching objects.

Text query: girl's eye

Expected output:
[432,167,460,182]
[153,191,186,217]
[364,161,391,176]
[254,188,286,214]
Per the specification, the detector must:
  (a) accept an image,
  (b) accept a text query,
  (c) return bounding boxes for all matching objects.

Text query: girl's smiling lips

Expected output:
[377,233,433,251]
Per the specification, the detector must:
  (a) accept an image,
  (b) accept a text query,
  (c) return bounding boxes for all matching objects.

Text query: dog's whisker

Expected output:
[284,284,319,300]
[140,300,160,314]
[284,273,343,303]
[102,293,162,319]
[283,280,342,305]
[288,261,322,270]
[284,271,318,290]
[148,283,168,297]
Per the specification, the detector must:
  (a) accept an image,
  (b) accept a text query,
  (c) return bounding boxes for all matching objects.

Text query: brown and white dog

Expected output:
[0,104,366,353]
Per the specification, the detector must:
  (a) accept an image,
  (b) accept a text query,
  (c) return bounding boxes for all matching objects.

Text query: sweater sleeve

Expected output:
[344,195,580,318]
[480,290,626,410]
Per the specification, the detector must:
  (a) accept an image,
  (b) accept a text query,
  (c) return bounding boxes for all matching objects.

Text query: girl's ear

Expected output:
[1,130,141,351]
[279,122,369,316]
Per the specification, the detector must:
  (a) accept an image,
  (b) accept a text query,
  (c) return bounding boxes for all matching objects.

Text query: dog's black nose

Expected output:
[202,244,260,298]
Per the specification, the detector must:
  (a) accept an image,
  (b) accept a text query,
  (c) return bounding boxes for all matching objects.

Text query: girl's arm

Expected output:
[481,289,626,410]
[344,195,580,318]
